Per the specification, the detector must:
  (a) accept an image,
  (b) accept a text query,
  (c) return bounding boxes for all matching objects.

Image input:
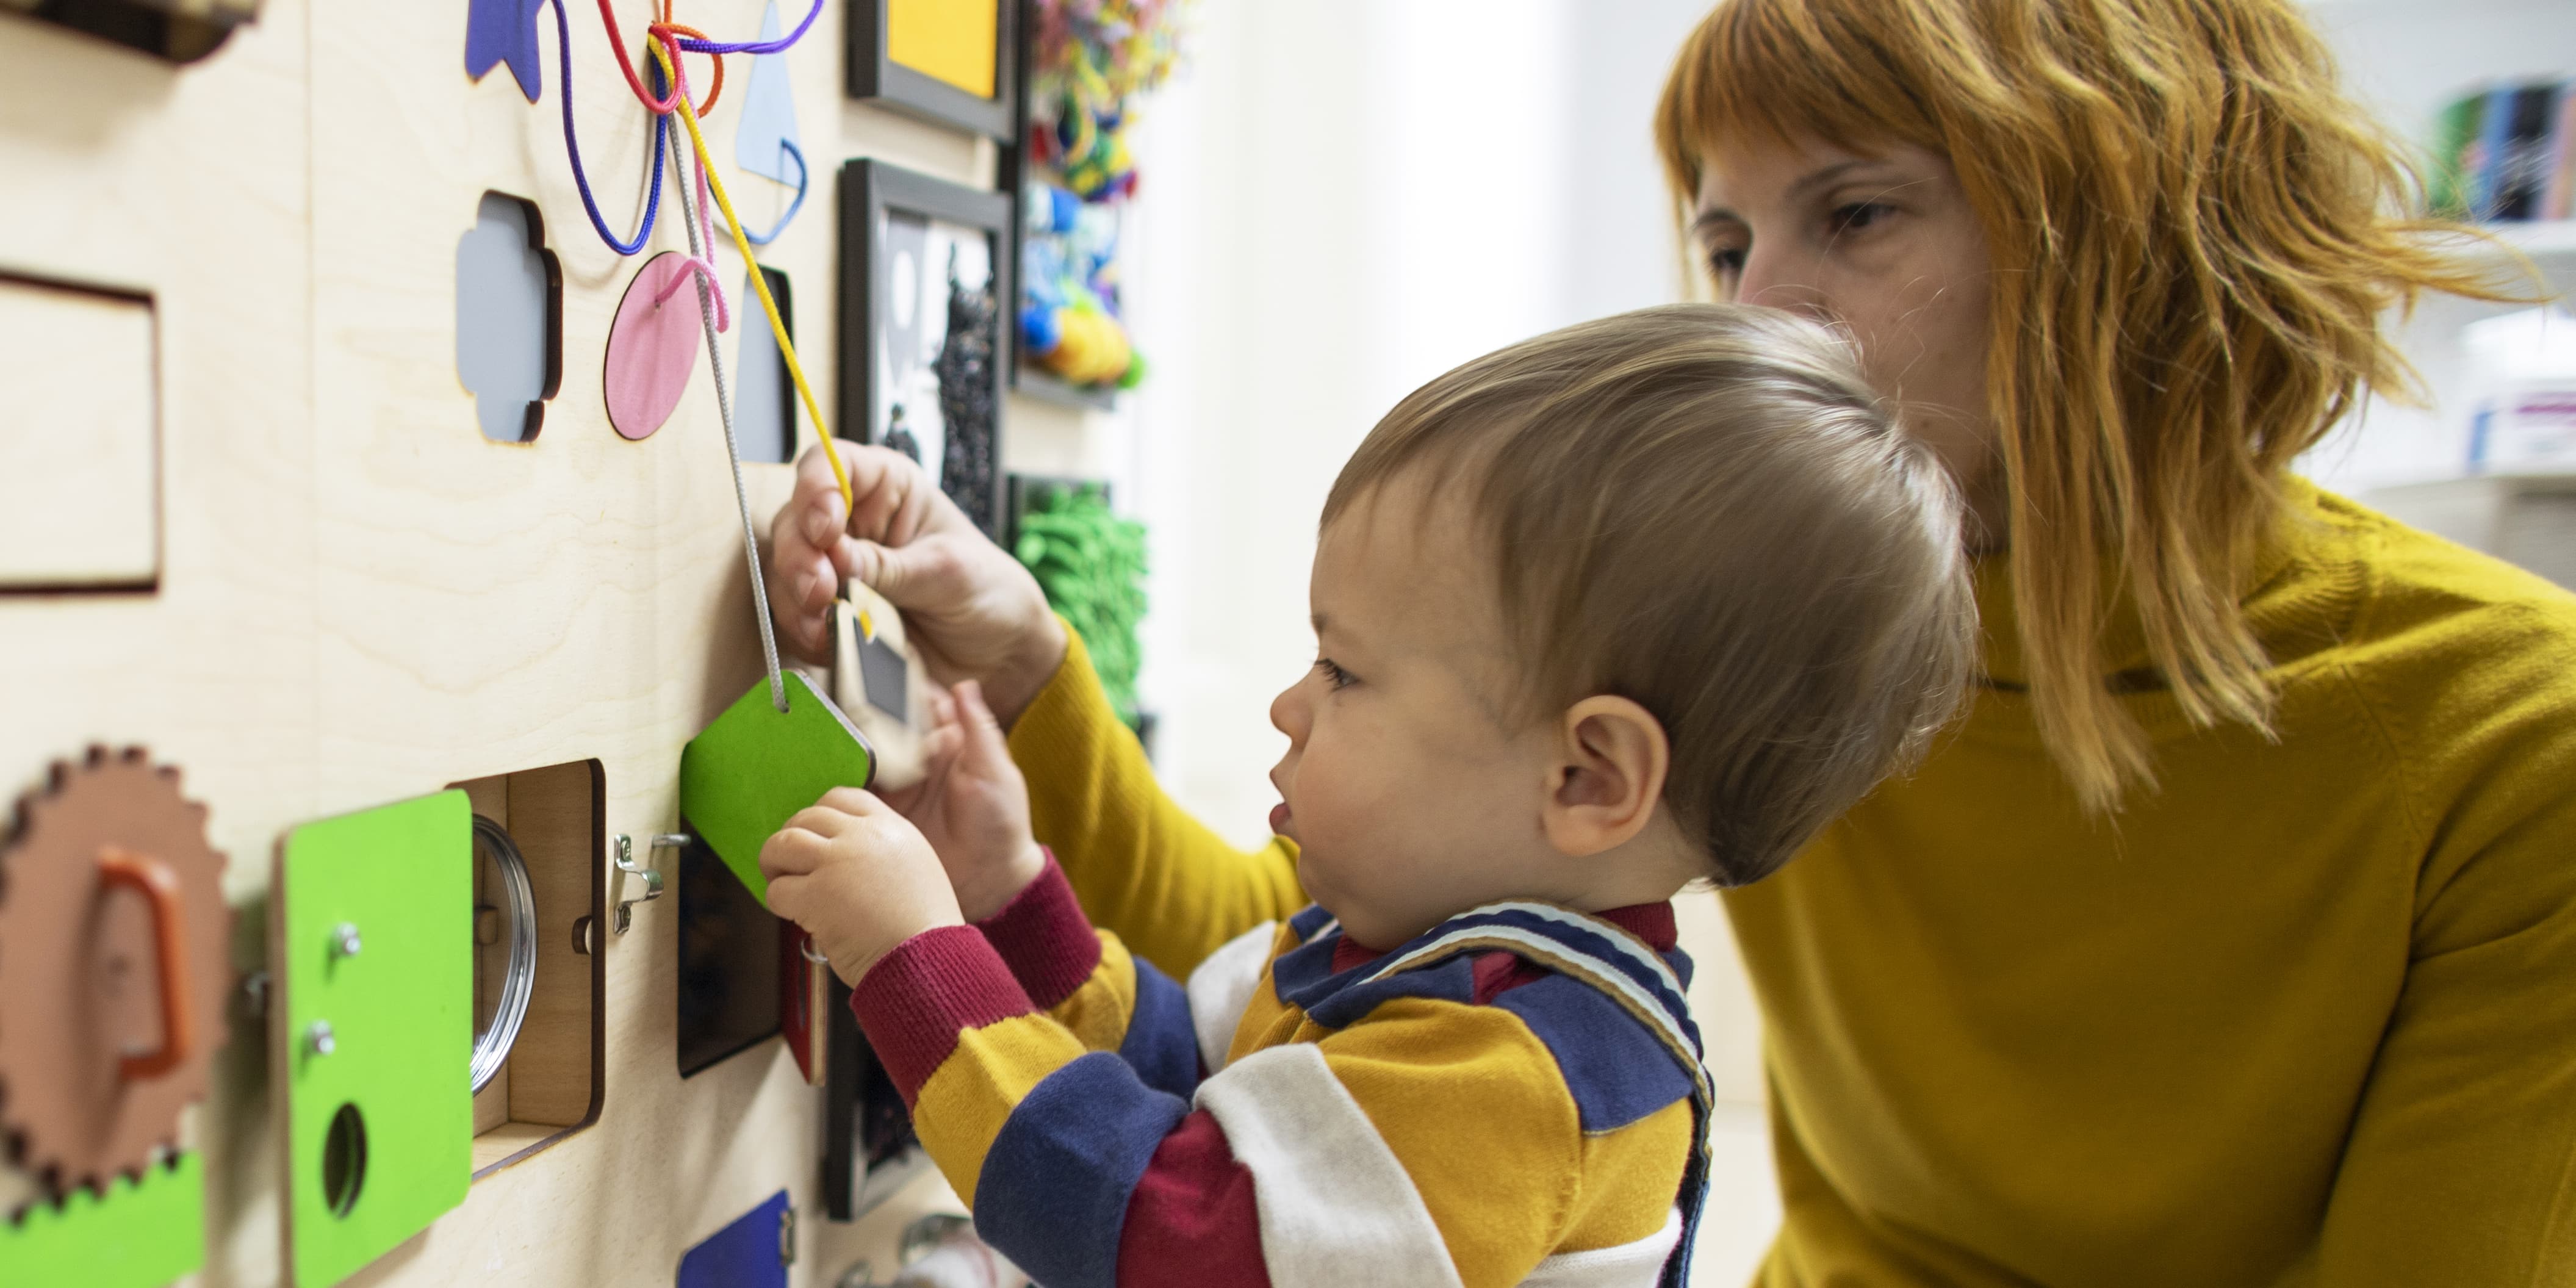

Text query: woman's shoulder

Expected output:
[2286,483,2576,802]
[2297,485,2576,671]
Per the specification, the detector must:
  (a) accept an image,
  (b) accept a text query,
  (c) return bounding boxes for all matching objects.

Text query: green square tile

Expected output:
[680,671,876,904]
[279,790,471,1286]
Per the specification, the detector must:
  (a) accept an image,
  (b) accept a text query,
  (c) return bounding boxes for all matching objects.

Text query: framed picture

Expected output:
[840,159,1015,539]
[847,0,1019,141]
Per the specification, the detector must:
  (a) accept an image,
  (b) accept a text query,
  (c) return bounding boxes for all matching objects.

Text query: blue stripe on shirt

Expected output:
[973,1052,1190,1288]
[1120,955,1203,1098]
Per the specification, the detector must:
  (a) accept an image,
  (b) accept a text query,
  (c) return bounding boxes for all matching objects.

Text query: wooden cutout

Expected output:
[602,252,706,443]
[451,760,605,1179]
[0,747,229,1194]
[678,671,876,904]
[0,276,159,591]
[455,194,563,444]
[832,581,930,791]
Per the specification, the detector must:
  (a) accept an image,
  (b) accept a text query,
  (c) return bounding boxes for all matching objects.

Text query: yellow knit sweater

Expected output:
[1007,480,2576,1286]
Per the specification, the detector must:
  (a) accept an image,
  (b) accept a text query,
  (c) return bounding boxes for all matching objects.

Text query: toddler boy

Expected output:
[761,304,1976,1287]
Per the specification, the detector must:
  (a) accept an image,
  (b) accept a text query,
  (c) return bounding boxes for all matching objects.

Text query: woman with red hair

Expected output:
[769,1,2575,1281]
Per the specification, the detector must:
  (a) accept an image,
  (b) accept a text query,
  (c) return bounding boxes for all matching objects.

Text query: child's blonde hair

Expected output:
[1325,304,1975,885]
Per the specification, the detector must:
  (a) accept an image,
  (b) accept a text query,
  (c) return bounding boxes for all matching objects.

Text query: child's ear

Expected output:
[1539,696,1671,857]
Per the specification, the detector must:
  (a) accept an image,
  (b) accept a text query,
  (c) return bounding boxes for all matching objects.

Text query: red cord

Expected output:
[597,0,725,117]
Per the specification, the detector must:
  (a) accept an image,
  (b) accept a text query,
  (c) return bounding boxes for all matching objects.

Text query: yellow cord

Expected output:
[649,39,854,512]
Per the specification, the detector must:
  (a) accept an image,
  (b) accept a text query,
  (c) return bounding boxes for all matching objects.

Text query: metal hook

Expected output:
[610,832,689,934]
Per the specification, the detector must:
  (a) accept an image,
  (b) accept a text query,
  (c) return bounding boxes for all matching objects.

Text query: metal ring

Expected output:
[469,815,538,1095]
[799,940,832,965]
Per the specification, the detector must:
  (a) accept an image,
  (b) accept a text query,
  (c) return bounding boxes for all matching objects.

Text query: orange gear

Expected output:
[0,747,231,1195]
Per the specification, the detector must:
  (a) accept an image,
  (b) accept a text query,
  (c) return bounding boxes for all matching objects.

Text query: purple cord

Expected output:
[669,0,824,55]
[547,0,665,255]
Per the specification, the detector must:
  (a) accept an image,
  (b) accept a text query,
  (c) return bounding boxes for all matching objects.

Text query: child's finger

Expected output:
[780,804,857,842]
[762,871,811,924]
[818,785,888,817]
[759,827,830,880]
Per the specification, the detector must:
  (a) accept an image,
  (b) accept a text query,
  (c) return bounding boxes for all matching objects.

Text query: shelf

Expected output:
[2467,221,2576,261]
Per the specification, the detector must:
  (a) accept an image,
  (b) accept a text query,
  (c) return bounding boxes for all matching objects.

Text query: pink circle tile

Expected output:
[603,251,705,442]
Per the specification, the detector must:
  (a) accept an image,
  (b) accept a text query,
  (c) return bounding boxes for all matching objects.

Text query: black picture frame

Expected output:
[840,158,1016,539]
[847,0,1018,142]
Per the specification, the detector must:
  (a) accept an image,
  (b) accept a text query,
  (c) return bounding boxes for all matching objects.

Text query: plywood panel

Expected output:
[0,0,1051,1278]
[499,761,599,1129]
[0,276,157,588]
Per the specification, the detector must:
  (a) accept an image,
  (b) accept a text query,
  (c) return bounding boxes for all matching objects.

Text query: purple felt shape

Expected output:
[466,0,542,102]
[603,253,705,442]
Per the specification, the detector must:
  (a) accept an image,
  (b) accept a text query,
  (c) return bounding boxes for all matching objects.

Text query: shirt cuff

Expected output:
[848,924,1036,1105]
[973,849,1104,1010]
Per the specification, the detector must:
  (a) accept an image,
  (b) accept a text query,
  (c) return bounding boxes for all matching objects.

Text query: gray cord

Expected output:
[669,126,790,713]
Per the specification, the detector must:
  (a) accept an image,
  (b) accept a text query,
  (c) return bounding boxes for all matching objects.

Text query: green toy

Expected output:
[678,670,877,904]
[0,1153,203,1288]
[1014,482,1148,725]
[278,790,473,1287]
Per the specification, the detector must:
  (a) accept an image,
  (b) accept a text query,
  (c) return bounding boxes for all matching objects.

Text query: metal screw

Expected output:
[331,923,362,959]
[307,1020,337,1057]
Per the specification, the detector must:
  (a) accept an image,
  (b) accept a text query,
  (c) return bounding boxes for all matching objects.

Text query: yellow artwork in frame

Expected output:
[888,0,999,101]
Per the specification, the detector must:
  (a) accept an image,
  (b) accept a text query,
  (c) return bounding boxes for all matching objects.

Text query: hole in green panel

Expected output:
[322,1102,369,1218]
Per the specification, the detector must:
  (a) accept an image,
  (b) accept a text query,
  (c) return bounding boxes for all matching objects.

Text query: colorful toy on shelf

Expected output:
[1021,182,1144,389]
[1013,481,1148,725]
[1027,0,1194,202]
[1020,0,1194,395]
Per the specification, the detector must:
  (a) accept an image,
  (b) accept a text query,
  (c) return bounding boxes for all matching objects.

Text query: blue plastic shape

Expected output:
[464,0,542,101]
[733,0,804,185]
[675,1190,791,1288]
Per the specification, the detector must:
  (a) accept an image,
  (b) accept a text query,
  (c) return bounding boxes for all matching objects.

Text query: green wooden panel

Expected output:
[0,1150,203,1286]
[680,670,876,904]
[280,790,472,1287]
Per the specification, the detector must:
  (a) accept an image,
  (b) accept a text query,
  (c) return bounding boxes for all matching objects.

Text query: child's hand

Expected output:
[760,788,964,987]
[876,680,1047,921]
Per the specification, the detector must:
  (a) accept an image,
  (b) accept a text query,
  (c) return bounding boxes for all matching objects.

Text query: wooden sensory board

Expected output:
[0,2,1087,1283]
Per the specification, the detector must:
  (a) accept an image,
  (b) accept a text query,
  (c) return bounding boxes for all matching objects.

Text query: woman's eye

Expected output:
[1705,246,1747,277]
[1314,658,1356,690]
[1827,202,1892,236]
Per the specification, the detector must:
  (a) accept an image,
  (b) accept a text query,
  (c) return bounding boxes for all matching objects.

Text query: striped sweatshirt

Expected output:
[848,854,1708,1287]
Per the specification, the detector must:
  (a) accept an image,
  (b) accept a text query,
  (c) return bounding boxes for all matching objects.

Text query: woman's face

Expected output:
[1690,137,2004,537]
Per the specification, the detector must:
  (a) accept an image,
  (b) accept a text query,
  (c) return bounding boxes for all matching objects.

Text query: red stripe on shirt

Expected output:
[974,851,1106,1009]
[1116,1109,1272,1288]
[847,924,1036,1106]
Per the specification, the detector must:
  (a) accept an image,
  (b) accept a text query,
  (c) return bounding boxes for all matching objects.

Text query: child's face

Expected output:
[1267,478,1589,949]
